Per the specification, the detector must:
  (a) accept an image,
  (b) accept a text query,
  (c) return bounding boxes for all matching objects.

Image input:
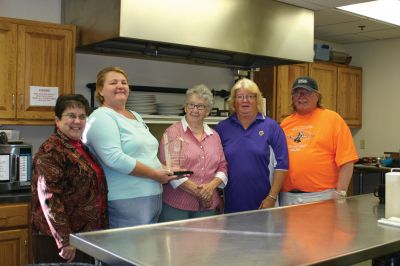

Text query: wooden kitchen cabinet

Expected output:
[275,63,308,121]
[0,17,75,125]
[255,61,362,127]
[337,66,362,127]
[0,202,31,266]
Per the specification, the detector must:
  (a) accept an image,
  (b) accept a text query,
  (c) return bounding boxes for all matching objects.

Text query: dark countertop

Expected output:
[354,163,394,173]
[0,190,31,204]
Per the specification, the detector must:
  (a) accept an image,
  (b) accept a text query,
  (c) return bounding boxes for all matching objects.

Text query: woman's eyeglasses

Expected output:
[235,94,256,101]
[186,103,208,110]
[62,113,87,121]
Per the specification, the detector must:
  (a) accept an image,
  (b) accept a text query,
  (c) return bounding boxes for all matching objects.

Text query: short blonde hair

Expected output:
[95,66,129,105]
[227,78,264,113]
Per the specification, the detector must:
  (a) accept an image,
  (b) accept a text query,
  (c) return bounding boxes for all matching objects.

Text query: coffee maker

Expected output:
[0,143,32,192]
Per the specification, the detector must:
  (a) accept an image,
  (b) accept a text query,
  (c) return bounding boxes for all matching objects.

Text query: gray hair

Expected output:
[186,84,214,109]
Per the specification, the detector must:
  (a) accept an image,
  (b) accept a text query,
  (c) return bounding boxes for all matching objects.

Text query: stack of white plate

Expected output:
[157,103,184,116]
[126,94,157,114]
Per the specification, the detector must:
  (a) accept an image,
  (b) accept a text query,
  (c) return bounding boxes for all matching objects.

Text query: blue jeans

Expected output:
[158,203,217,222]
[108,194,162,228]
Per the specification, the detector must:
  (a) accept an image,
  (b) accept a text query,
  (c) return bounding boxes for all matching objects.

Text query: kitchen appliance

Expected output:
[0,143,32,192]
[0,129,20,142]
[62,0,314,68]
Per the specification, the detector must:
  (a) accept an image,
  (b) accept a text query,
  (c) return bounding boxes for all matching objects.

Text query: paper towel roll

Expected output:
[385,170,400,218]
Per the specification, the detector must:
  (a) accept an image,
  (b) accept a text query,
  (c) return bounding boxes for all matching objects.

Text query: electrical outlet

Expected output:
[360,139,365,149]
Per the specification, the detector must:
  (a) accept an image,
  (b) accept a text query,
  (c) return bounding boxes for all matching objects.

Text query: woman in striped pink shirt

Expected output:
[158,84,228,222]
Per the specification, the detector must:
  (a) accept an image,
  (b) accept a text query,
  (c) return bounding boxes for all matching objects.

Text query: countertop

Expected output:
[354,163,394,173]
[0,190,31,203]
[71,194,400,266]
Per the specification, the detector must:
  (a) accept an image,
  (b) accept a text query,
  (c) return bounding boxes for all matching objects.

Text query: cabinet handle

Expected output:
[0,216,7,226]
[12,94,15,110]
[19,94,24,110]
[24,240,28,246]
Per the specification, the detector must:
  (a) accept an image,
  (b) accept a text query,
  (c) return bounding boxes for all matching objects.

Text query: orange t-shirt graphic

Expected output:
[281,108,358,192]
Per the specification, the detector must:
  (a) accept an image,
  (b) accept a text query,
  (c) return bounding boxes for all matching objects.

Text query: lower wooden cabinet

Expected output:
[0,229,29,266]
[0,202,30,266]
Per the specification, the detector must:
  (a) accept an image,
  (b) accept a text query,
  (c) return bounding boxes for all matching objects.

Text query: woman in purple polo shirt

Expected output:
[215,78,289,213]
[158,84,228,221]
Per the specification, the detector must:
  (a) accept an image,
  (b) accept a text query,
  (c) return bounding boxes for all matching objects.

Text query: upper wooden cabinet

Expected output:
[337,66,362,127]
[254,61,362,128]
[0,17,75,125]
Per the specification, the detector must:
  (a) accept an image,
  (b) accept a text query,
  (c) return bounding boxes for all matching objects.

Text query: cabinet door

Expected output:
[337,66,362,127]
[0,21,17,119]
[16,24,74,120]
[0,229,28,266]
[276,63,308,122]
[309,62,337,111]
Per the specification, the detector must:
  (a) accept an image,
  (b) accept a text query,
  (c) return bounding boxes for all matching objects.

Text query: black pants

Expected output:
[32,234,93,264]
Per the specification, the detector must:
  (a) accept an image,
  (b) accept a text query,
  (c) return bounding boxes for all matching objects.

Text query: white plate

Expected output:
[127,99,156,104]
[158,111,183,115]
[128,95,156,100]
[128,106,157,112]
[157,103,183,107]
[157,107,182,112]
[127,102,157,107]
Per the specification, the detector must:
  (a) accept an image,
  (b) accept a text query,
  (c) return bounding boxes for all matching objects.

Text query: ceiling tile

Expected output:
[319,33,375,44]
[357,28,400,40]
[315,9,364,26]
[276,0,400,44]
[305,0,370,9]
[315,20,395,37]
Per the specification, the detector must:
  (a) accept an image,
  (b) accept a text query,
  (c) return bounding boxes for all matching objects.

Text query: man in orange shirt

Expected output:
[280,76,358,206]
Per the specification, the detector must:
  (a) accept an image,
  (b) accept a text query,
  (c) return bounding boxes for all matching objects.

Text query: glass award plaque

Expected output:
[163,133,192,176]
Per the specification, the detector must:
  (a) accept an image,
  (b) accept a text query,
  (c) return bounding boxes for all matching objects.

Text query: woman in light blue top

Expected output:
[84,66,176,228]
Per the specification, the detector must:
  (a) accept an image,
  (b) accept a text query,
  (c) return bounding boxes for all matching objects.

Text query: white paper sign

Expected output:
[0,155,10,181]
[30,86,59,106]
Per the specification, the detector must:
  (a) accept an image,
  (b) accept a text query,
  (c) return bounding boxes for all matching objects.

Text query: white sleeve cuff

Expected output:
[215,171,228,189]
[170,177,189,189]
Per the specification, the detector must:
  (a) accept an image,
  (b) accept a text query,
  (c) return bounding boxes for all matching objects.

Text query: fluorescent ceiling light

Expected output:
[338,0,400,26]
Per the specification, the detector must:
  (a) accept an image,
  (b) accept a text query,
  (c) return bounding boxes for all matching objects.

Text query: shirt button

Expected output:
[201,168,204,170]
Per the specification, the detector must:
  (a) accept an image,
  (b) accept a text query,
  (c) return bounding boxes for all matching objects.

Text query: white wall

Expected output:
[345,38,400,157]
[0,0,234,153]
[0,0,61,23]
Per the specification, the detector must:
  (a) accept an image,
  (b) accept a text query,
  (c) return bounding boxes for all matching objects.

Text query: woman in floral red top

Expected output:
[31,94,108,263]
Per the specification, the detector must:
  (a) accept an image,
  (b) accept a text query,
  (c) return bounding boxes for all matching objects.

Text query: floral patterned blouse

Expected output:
[31,129,109,249]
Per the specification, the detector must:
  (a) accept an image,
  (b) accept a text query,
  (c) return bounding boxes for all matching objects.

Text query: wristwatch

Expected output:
[335,190,347,197]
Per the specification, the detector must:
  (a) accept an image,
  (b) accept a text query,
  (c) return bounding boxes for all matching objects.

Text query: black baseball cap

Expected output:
[292,76,318,91]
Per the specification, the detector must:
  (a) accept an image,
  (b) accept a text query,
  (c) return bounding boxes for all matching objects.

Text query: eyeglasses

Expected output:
[235,94,257,101]
[292,90,314,97]
[186,103,208,110]
[62,113,87,121]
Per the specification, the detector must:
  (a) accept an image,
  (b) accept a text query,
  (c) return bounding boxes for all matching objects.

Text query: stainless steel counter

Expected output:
[70,194,400,266]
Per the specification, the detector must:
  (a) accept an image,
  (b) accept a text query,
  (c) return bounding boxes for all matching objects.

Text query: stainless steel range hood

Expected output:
[62,0,314,68]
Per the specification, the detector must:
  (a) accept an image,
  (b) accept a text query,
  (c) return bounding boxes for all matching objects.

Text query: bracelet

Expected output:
[267,194,277,200]
[335,190,347,197]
